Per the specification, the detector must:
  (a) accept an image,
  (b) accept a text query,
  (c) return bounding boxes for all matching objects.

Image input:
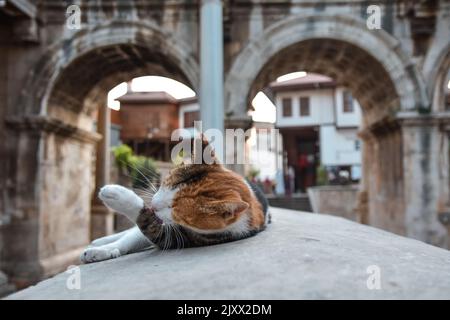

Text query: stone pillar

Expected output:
[224,117,253,176]
[91,104,113,240]
[400,114,449,248]
[437,126,450,236]
[4,116,100,287]
[356,129,373,225]
[358,118,406,235]
[200,0,224,160]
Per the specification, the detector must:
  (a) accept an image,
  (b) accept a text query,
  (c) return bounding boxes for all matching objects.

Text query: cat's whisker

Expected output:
[169,225,176,250]
[175,225,185,250]
[136,189,156,197]
[132,162,160,178]
[145,182,159,193]
[163,224,170,251]
[169,224,177,250]
[173,225,183,251]
[121,171,155,190]
[124,161,161,192]
[173,226,181,250]
[131,167,161,186]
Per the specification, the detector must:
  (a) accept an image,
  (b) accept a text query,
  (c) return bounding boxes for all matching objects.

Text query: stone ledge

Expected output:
[5,115,101,143]
[5,208,450,300]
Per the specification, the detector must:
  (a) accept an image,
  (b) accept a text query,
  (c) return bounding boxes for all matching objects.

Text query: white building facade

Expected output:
[271,74,362,191]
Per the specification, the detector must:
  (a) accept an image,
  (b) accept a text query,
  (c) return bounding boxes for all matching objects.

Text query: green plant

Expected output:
[112,144,160,189]
[112,144,133,170]
[316,165,328,186]
[246,167,261,181]
[129,155,159,189]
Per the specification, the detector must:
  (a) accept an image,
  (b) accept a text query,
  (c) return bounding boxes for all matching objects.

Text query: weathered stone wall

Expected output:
[360,122,406,236]
[308,185,359,222]
[38,134,95,273]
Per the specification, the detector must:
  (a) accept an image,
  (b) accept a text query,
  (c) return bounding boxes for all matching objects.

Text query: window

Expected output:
[343,91,354,113]
[183,110,200,128]
[299,97,310,116]
[355,140,361,151]
[282,98,292,117]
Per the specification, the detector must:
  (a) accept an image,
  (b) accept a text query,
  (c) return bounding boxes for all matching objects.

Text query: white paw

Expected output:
[99,185,144,221]
[80,247,121,263]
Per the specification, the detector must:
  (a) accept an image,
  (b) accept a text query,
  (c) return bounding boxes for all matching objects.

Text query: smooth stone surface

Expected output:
[6,208,450,300]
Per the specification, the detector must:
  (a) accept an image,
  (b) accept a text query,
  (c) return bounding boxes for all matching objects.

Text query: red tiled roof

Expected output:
[115,91,178,104]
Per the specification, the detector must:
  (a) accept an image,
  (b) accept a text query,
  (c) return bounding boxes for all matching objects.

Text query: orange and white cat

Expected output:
[81,138,269,263]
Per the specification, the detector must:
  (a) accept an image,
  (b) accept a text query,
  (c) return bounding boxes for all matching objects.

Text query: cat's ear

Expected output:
[206,200,249,219]
[222,201,249,219]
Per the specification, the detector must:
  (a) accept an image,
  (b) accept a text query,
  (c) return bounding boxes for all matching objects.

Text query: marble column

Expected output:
[200,0,224,161]
[91,104,113,240]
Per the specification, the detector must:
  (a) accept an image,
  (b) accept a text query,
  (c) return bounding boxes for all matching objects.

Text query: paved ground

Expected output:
[5,208,450,299]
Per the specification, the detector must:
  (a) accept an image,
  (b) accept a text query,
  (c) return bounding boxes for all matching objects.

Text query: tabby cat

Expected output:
[81,138,269,263]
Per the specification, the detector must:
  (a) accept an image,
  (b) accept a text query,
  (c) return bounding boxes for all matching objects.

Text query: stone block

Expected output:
[5,208,450,300]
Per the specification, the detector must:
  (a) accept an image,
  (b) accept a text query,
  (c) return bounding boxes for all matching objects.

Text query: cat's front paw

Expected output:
[99,185,144,221]
[81,247,121,263]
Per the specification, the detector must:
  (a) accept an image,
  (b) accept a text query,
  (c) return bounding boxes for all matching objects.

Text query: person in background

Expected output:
[285,166,295,197]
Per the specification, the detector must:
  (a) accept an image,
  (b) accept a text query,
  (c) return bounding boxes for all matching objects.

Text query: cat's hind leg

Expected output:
[90,229,129,247]
[81,185,152,263]
[81,226,152,263]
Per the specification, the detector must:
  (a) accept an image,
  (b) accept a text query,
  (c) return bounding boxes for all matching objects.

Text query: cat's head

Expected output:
[150,137,250,233]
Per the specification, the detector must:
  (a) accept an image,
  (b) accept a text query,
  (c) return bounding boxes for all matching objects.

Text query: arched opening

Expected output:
[246,39,399,128]
[239,39,405,233]
[46,43,197,130]
[248,71,363,215]
[106,76,196,160]
[100,75,198,232]
[41,42,198,240]
[225,15,429,238]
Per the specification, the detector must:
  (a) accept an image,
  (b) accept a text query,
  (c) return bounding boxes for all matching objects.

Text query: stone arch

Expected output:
[20,19,199,121]
[225,14,429,127]
[423,42,450,245]
[3,20,200,283]
[225,13,431,238]
[424,42,450,112]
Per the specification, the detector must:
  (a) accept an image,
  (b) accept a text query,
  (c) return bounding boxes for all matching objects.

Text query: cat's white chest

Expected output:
[151,187,179,223]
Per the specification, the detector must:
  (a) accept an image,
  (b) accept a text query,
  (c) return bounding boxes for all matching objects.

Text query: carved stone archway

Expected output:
[3,20,199,285]
[224,14,450,247]
[225,14,429,122]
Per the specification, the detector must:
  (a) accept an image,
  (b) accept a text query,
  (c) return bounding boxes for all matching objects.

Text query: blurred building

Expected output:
[271,74,362,191]
[113,90,200,161]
